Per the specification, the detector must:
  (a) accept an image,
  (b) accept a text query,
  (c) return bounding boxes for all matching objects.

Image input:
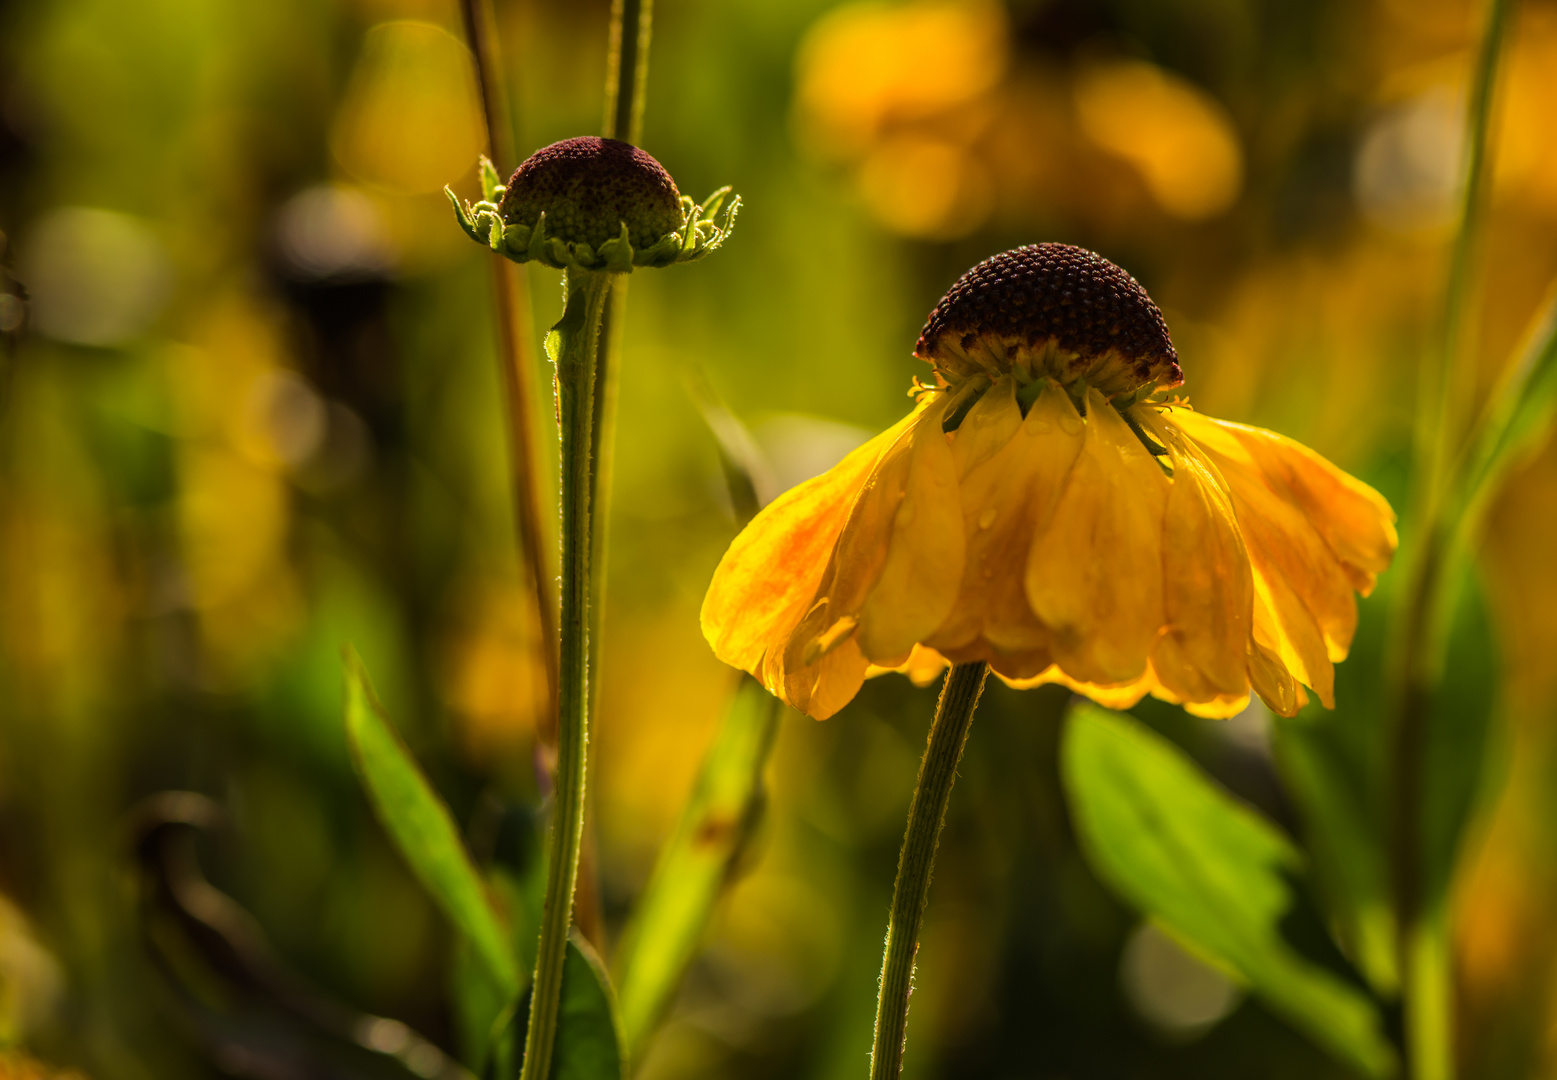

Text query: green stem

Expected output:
[519,268,614,1080]
[603,0,653,145]
[870,661,988,1080]
[1390,3,1514,1077]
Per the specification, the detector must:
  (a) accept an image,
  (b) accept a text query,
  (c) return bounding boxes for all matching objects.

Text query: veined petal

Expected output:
[1141,410,1252,701]
[1173,411,1359,668]
[928,380,1083,664]
[1252,562,1335,707]
[1027,388,1169,684]
[700,406,916,700]
[856,393,965,660]
[1205,417,1398,594]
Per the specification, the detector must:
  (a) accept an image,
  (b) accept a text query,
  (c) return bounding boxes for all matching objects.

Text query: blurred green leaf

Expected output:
[1454,284,1557,526]
[1420,562,1498,908]
[548,933,625,1080]
[613,675,781,1062]
[1274,593,1397,995]
[1062,704,1396,1078]
[342,647,522,1002]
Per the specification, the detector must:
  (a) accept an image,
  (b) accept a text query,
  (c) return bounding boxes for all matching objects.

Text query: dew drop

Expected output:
[977,507,998,529]
[895,499,915,528]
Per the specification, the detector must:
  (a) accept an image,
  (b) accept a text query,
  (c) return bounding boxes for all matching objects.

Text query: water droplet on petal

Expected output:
[895,499,915,528]
[978,507,997,529]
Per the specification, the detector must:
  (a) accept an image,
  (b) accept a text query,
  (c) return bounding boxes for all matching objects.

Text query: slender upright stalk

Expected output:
[519,269,614,1080]
[871,662,989,1080]
[1389,2,1514,1077]
[457,0,560,739]
[571,0,655,954]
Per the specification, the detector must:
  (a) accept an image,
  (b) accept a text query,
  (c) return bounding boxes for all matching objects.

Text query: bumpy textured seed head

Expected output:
[498,137,684,253]
[916,243,1181,392]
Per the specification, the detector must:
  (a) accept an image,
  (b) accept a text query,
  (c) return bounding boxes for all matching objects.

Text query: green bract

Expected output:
[447,136,738,273]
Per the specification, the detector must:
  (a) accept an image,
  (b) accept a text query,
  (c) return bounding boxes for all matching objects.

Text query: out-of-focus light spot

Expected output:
[1353,86,1462,233]
[1120,920,1242,1038]
[356,1016,411,1053]
[239,370,328,470]
[0,895,65,1040]
[1075,61,1244,221]
[438,578,546,766]
[0,294,24,334]
[331,21,484,195]
[275,185,396,281]
[753,414,871,493]
[857,134,993,239]
[1218,696,1272,756]
[794,0,1007,158]
[21,207,169,346]
[712,872,844,1016]
[1494,15,1557,216]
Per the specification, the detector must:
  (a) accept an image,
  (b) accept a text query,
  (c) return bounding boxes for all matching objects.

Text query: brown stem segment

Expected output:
[457,0,561,745]
[870,661,989,1080]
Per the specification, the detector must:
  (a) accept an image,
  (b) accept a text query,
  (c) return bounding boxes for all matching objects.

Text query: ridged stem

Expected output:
[519,268,614,1080]
[870,661,988,1080]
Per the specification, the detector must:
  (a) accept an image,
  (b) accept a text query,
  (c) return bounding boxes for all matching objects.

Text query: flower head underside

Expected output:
[702,245,1398,720]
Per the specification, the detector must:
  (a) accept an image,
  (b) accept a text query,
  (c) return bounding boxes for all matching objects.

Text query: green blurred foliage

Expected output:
[1,0,1557,1076]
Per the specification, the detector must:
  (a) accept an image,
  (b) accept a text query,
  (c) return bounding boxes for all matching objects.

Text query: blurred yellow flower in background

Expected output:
[703,245,1397,720]
[1073,60,1244,221]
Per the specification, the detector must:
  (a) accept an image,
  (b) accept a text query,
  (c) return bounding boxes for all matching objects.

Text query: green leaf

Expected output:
[1062,704,1396,1078]
[1453,285,1557,526]
[1273,591,1397,995]
[342,647,522,1001]
[547,933,625,1080]
[612,675,781,1062]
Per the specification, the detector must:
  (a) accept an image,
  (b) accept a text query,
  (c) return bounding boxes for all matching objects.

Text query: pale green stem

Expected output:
[1390,2,1515,1078]
[519,268,614,1080]
[871,661,988,1080]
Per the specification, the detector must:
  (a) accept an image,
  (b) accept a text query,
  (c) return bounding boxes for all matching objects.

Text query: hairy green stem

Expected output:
[520,269,614,1080]
[1390,2,1515,1078]
[871,661,988,1080]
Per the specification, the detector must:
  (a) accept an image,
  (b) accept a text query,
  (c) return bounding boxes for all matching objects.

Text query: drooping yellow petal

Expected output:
[1202,417,1398,594]
[927,379,1084,673]
[1141,409,1251,702]
[1027,388,1169,684]
[856,393,965,660]
[700,406,916,699]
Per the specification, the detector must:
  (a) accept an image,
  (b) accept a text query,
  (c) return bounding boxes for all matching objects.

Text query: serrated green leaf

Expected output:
[1062,704,1396,1078]
[342,647,522,1001]
[613,675,780,1062]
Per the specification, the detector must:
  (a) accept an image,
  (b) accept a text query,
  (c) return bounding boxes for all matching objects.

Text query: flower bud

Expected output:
[499,136,683,254]
[915,244,1181,399]
[447,137,739,273]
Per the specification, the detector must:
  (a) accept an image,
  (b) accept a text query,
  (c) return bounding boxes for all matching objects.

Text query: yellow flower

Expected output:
[702,245,1397,720]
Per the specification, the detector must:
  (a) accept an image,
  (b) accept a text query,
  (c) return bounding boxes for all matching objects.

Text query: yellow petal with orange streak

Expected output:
[700,406,915,687]
[1026,388,1169,685]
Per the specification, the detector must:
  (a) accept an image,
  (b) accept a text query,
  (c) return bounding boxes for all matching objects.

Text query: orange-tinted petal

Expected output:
[1027,388,1169,684]
[856,394,965,660]
[928,380,1084,666]
[700,406,916,708]
[1142,409,1252,702]
[1174,412,1358,670]
[1210,418,1398,594]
